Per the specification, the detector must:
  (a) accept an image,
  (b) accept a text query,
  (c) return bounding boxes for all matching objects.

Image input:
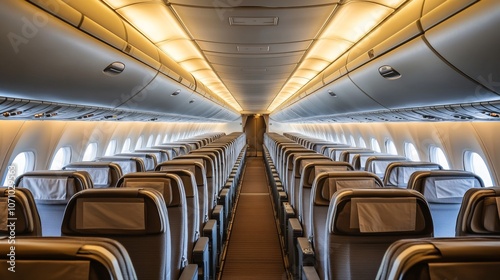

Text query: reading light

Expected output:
[328,90,337,97]
[2,111,22,117]
[171,89,181,96]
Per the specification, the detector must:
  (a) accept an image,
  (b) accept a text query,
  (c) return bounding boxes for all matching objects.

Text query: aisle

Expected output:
[220,157,286,280]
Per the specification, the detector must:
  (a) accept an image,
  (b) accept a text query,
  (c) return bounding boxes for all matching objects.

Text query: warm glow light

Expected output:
[267,0,407,112]
[117,3,187,43]
[102,0,242,112]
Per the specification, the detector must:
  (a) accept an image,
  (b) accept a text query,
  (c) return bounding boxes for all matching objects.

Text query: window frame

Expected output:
[404,142,420,161]
[82,142,98,161]
[49,147,72,170]
[464,151,494,187]
[429,146,450,169]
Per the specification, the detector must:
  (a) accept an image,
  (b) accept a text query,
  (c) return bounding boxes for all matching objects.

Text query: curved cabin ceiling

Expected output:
[0,0,499,122]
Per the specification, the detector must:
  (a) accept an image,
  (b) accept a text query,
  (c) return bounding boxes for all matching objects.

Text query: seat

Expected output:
[376,237,500,280]
[116,172,189,279]
[408,170,484,237]
[456,187,500,236]
[14,171,92,236]
[323,188,433,280]
[361,155,409,176]
[0,187,42,236]
[0,236,137,280]
[96,156,146,174]
[135,148,171,163]
[383,162,443,188]
[116,152,158,171]
[64,162,122,188]
[61,188,173,280]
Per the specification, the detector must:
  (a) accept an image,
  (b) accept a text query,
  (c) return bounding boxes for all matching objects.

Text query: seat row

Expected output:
[0,132,247,280]
[263,132,498,279]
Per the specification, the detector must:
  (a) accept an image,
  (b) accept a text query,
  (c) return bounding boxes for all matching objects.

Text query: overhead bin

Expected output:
[346,0,424,72]
[0,1,157,108]
[423,0,500,95]
[348,35,499,109]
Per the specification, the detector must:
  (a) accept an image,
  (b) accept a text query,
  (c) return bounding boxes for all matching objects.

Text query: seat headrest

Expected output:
[0,188,40,236]
[329,189,433,236]
[385,162,442,188]
[62,189,167,235]
[157,159,205,185]
[312,172,383,206]
[20,176,76,204]
[120,175,183,207]
[65,167,111,187]
[297,158,331,177]
[457,188,500,235]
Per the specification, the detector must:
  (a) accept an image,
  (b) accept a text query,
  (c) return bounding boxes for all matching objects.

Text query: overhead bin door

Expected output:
[348,35,500,109]
[423,0,500,95]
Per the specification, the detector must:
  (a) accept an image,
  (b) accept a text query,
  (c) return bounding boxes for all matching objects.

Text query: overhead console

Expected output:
[0,0,239,122]
[271,0,500,123]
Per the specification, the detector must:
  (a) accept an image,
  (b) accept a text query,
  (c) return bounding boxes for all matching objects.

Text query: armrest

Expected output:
[178,264,198,280]
[297,237,315,276]
[211,205,225,250]
[203,220,218,280]
[193,237,209,280]
[281,202,295,248]
[287,218,303,278]
[218,188,231,221]
[302,266,320,280]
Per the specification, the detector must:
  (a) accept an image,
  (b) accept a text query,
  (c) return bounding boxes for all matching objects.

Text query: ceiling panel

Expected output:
[169,2,337,112]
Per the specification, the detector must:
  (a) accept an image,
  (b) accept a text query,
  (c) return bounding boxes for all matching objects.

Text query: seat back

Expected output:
[338,150,376,165]
[383,162,443,188]
[297,161,354,223]
[156,159,208,224]
[376,237,500,280]
[14,171,92,236]
[117,172,188,279]
[0,187,42,236]
[116,152,158,171]
[291,155,330,209]
[325,188,433,280]
[96,156,146,174]
[456,187,500,236]
[363,155,409,178]
[176,154,217,212]
[408,170,484,237]
[309,171,384,278]
[62,188,171,280]
[0,236,137,280]
[64,162,122,188]
[135,148,171,163]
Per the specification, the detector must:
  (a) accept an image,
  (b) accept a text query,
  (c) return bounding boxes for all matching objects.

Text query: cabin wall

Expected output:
[0,119,240,183]
[271,121,500,186]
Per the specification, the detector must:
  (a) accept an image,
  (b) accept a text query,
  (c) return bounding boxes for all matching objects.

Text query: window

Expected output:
[105,140,117,156]
[163,135,169,143]
[386,140,398,155]
[430,146,450,169]
[49,147,71,170]
[82,143,98,161]
[340,134,347,144]
[349,135,356,147]
[404,142,420,161]
[135,136,143,150]
[358,137,366,148]
[146,135,154,147]
[3,152,35,186]
[465,152,494,187]
[371,138,381,153]
[155,134,162,146]
[121,138,131,153]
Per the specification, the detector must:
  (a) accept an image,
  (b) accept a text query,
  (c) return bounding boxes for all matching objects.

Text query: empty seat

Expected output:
[456,187,500,236]
[362,155,409,176]
[323,188,433,280]
[96,156,146,174]
[383,162,443,188]
[64,162,122,188]
[116,152,158,171]
[376,237,500,280]
[14,171,92,236]
[0,187,41,236]
[135,148,171,163]
[408,170,484,237]
[0,236,137,280]
[116,172,188,279]
[61,188,173,280]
